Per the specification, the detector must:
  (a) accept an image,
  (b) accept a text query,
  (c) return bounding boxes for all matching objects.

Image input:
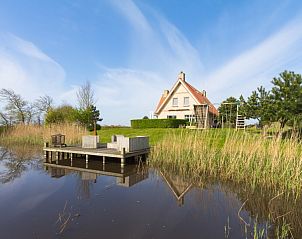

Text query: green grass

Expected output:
[98,127,240,146]
[98,127,184,145]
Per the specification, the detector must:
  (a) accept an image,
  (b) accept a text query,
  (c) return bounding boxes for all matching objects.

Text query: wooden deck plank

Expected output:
[43,146,150,159]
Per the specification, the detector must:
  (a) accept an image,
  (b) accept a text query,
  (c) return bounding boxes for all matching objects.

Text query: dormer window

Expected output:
[172,98,178,107]
[184,97,189,106]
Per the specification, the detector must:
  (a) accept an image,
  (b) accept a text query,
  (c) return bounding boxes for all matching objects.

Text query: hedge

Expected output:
[131,119,188,129]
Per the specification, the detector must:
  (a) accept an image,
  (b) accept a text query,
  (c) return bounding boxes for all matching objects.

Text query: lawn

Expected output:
[97,127,242,146]
[98,127,183,145]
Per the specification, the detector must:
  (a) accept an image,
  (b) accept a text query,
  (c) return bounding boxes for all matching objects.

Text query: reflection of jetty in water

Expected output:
[44,158,149,188]
[44,156,193,205]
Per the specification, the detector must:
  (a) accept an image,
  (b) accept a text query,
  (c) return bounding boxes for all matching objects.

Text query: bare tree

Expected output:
[76,81,95,110]
[34,95,54,124]
[0,111,11,127]
[0,89,28,124]
[35,95,53,113]
[26,103,39,124]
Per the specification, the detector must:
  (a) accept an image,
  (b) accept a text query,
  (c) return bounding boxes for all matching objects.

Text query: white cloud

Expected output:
[95,0,206,124]
[110,1,302,111]
[2,1,302,126]
[57,67,163,125]
[0,33,66,102]
[204,17,302,102]
[110,0,152,33]
[94,68,163,125]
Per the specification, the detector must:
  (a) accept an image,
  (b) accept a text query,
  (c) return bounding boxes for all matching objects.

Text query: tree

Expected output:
[0,111,11,127]
[0,89,28,124]
[77,82,95,110]
[34,95,54,124]
[218,97,238,128]
[45,105,77,124]
[35,95,53,113]
[76,105,102,135]
[270,71,302,128]
[244,71,302,129]
[245,86,274,126]
[76,82,102,134]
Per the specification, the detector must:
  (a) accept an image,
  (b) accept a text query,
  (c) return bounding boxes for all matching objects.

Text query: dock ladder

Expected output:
[235,105,245,130]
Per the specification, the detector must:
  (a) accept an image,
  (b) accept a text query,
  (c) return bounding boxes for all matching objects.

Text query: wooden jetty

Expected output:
[43,143,150,166]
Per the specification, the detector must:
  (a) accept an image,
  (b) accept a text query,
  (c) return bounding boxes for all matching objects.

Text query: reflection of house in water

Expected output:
[44,158,148,188]
[160,171,192,206]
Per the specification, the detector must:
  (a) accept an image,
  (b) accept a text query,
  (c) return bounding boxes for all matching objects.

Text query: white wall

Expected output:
[157,83,198,119]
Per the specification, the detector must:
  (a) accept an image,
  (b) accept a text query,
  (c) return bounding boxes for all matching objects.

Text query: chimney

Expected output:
[202,90,207,97]
[163,90,169,97]
[178,71,185,82]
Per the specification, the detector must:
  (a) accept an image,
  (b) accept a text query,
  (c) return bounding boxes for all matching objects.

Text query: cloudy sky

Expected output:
[0,0,302,125]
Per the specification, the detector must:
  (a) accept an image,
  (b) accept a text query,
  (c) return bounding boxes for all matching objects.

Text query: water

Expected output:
[0,146,300,239]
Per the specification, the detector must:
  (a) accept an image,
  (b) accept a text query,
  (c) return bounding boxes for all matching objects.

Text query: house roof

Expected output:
[183,81,219,115]
[155,78,218,116]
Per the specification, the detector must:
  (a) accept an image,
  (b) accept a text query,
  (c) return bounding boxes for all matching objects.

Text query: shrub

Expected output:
[45,105,77,124]
[87,123,101,132]
[131,119,188,128]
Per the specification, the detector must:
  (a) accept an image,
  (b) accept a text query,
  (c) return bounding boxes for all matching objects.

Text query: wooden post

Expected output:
[43,151,48,162]
[121,147,125,166]
[85,155,89,169]
[102,156,105,164]
[43,142,49,162]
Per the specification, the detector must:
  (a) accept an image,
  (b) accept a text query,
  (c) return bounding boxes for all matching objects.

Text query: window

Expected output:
[167,115,177,119]
[172,98,178,107]
[184,97,189,106]
[185,115,195,122]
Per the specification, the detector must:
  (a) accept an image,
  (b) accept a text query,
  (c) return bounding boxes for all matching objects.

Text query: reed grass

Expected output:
[151,129,302,195]
[0,123,87,145]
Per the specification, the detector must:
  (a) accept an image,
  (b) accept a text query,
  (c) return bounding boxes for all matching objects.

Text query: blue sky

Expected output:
[0,0,302,125]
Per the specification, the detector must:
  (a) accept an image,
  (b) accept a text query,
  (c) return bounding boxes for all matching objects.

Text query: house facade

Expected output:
[154,72,218,125]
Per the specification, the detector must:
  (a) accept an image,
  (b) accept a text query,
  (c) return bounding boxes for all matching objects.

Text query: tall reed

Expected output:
[151,129,302,195]
[0,123,87,145]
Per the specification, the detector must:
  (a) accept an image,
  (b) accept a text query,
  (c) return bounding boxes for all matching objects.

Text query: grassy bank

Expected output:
[151,129,302,195]
[0,124,87,145]
[2,124,302,195]
[98,127,182,145]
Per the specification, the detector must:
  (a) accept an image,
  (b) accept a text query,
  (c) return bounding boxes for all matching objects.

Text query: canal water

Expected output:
[0,146,300,239]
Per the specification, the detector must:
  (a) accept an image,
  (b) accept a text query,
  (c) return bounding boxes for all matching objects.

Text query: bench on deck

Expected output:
[107,135,149,153]
[51,134,66,147]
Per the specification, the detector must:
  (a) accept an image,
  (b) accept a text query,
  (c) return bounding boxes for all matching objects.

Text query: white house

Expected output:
[154,72,218,124]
